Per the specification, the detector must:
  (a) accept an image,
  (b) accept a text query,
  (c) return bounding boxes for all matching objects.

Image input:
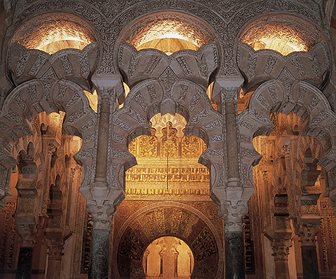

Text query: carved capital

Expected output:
[46,236,64,260]
[298,219,320,246]
[92,73,124,102]
[221,200,248,233]
[271,238,292,261]
[88,202,115,230]
[213,75,244,104]
[16,222,37,247]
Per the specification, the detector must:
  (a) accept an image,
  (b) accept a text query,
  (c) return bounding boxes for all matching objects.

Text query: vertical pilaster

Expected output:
[299,156,321,279]
[299,222,320,279]
[46,242,63,279]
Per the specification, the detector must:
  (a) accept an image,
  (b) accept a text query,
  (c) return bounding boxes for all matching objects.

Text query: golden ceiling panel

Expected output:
[241,24,309,56]
[126,113,210,199]
[12,14,94,54]
[124,12,214,54]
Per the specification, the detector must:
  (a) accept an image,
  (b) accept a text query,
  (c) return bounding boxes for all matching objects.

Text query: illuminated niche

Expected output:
[126,13,213,54]
[126,113,210,198]
[12,14,95,54]
[239,15,323,56]
[143,236,194,278]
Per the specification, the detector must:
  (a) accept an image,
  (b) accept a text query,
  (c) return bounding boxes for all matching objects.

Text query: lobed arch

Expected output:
[109,78,225,204]
[238,79,336,195]
[0,78,97,202]
[8,12,97,55]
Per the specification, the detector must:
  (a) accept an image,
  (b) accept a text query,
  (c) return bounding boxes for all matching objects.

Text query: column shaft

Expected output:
[301,246,319,279]
[16,247,33,279]
[224,100,240,180]
[46,258,62,279]
[95,97,110,181]
[91,229,110,279]
[225,231,245,279]
[274,260,290,279]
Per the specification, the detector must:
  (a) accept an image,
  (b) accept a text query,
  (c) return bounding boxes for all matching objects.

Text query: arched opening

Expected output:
[11,13,95,54]
[240,15,323,55]
[143,236,194,279]
[119,11,215,54]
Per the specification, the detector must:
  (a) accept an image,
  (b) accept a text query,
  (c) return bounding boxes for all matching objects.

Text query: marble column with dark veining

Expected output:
[90,229,110,279]
[225,231,245,279]
[301,246,319,279]
[16,247,33,279]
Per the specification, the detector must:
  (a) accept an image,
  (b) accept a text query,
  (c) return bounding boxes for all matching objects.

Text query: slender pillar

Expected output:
[271,239,291,279]
[222,202,248,279]
[298,221,320,279]
[16,247,33,279]
[225,231,245,279]
[82,74,124,279]
[91,228,110,279]
[215,76,250,279]
[15,151,38,279]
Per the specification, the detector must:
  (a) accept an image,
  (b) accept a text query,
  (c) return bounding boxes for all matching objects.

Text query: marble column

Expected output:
[222,202,248,279]
[225,231,245,279]
[91,228,110,279]
[82,74,124,279]
[87,201,115,279]
[298,221,320,279]
[16,247,33,279]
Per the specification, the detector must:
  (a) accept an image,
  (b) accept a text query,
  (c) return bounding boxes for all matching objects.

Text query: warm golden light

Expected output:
[241,24,309,56]
[12,15,94,54]
[84,90,98,113]
[130,19,207,54]
[143,236,194,278]
[84,83,129,112]
[126,113,210,199]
